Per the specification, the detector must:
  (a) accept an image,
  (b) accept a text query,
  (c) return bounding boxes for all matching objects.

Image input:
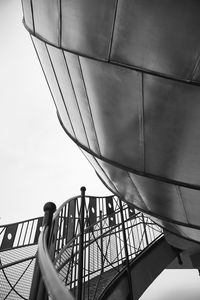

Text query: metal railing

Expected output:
[38,224,74,300]
[37,188,163,300]
[0,217,43,251]
[0,217,43,300]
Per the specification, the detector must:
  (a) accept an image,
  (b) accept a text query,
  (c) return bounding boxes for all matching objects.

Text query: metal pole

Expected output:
[43,202,57,242]
[38,202,57,300]
[119,199,133,300]
[77,187,86,300]
[29,257,42,300]
[100,210,104,272]
[141,214,149,246]
[29,202,56,300]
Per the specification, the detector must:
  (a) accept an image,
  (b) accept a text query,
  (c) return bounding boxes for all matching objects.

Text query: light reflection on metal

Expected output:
[21,1,200,244]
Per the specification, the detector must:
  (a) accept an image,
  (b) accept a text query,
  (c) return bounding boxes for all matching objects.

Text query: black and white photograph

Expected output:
[1,1,200,299]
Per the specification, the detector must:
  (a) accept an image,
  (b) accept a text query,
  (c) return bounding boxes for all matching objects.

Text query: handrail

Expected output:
[38,225,75,300]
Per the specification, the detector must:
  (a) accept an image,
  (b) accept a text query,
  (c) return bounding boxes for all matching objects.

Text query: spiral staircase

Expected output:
[1,190,180,300]
[20,0,200,247]
[0,216,42,299]
[3,0,200,298]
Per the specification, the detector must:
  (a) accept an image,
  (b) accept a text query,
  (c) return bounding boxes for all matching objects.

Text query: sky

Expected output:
[1,1,200,299]
[0,0,109,225]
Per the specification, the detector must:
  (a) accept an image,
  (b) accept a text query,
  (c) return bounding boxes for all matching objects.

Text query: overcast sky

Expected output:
[0,0,109,225]
[1,1,200,299]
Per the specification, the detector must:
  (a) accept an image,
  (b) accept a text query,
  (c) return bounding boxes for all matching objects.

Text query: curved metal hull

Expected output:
[22,0,200,245]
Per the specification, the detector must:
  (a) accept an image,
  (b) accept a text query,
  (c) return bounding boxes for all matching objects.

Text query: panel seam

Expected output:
[30,0,35,34]
[141,73,145,172]
[57,111,200,192]
[176,186,190,224]
[81,149,121,196]
[46,44,76,138]
[77,57,102,156]
[62,51,90,149]
[23,31,200,86]
[31,37,58,111]
[128,172,148,210]
[59,0,62,47]
[108,0,119,61]
[191,52,200,81]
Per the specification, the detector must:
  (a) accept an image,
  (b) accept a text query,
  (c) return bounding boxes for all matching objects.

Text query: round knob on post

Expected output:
[43,202,56,227]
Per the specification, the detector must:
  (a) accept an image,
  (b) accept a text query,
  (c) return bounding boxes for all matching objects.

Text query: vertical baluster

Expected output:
[28,220,34,244]
[30,202,56,300]
[119,198,133,300]
[87,228,90,300]
[141,214,149,247]
[100,210,104,272]
[77,186,86,300]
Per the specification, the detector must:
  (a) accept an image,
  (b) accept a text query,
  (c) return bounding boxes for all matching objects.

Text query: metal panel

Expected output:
[144,74,200,186]
[32,37,75,138]
[192,60,200,82]
[21,1,200,247]
[81,149,118,194]
[47,45,89,148]
[180,187,200,227]
[80,57,144,171]
[111,0,200,80]
[21,0,34,32]
[176,226,200,244]
[159,217,200,243]
[64,52,101,155]
[32,0,60,45]
[96,158,148,211]
[61,0,117,59]
[129,173,188,225]
[82,149,198,229]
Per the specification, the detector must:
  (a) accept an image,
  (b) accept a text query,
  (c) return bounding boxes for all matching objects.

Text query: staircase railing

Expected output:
[38,223,74,300]
[37,188,163,300]
[0,217,43,300]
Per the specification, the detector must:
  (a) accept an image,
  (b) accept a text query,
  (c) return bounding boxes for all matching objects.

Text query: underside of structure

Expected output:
[8,0,200,298]
[21,0,200,247]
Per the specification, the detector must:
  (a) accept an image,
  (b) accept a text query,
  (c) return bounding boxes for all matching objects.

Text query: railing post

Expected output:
[100,210,104,272]
[77,186,86,300]
[29,202,56,300]
[119,199,133,300]
[141,214,149,246]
